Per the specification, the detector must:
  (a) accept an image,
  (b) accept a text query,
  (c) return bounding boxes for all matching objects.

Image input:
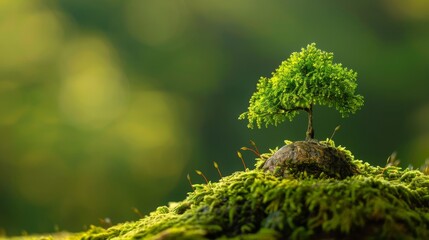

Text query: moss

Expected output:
[8,141,429,239]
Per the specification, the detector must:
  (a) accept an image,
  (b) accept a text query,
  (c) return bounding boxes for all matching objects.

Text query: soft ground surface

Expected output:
[4,141,429,239]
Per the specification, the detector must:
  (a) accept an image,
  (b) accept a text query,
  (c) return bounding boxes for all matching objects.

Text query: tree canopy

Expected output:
[239,43,364,139]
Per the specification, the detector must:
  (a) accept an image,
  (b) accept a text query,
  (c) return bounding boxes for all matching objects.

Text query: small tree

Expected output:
[239,43,364,140]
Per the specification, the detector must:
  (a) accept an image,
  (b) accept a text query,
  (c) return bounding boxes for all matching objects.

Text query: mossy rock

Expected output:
[261,140,359,179]
[8,141,429,240]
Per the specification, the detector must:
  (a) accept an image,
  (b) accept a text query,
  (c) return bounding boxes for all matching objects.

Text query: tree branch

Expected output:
[278,106,310,113]
[253,106,309,118]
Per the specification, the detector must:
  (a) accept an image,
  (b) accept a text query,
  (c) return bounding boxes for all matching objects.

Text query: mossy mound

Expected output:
[70,141,429,240]
[262,140,359,179]
[10,141,429,240]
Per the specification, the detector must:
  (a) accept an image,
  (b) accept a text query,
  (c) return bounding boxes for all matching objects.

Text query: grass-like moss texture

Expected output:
[7,141,429,240]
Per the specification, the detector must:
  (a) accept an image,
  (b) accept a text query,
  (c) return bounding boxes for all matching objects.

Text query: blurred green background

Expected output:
[1,0,429,236]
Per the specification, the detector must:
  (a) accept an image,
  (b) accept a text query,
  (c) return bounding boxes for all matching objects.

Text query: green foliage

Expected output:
[239,43,364,129]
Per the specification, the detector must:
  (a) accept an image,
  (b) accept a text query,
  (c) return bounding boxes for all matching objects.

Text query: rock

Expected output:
[261,141,359,179]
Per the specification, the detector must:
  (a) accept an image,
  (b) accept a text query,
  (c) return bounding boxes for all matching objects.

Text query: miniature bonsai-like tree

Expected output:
[239,43,364,140]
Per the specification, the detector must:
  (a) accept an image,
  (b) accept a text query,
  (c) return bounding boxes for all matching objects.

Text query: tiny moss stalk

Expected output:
[132,207,144,219]
[250,140,260,156]
[195,170,209,184]
[213,161,223,178]
[187,174,195,191]
[237,151,247,171]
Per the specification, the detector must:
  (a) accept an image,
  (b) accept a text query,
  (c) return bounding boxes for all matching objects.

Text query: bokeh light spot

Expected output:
[59,36,128,129]
[112,90,190,179]
[0,1,64,71]
[385,0,429,21]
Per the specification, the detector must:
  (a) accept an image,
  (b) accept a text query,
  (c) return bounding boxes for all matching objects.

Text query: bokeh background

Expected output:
[1,0,429,236]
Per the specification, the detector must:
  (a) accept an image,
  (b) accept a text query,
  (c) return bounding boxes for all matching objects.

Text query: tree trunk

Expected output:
[306,105,314,140]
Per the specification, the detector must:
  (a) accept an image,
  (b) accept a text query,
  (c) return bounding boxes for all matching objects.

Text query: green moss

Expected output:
[9,141,429,239]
